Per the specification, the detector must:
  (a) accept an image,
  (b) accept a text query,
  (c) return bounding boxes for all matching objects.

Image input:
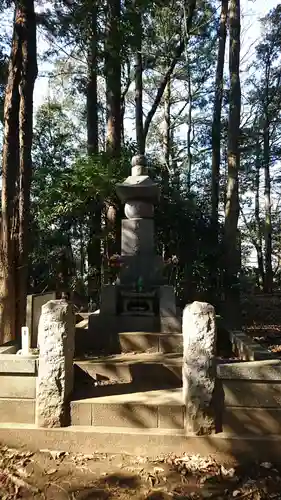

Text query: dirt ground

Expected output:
[1,446,281,499]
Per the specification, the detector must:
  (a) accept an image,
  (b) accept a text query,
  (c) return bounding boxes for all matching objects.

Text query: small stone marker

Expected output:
[36,300,75,428]
[182,301,217,435]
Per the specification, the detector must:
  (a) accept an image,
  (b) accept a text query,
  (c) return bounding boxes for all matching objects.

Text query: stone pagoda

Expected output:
[87,155,181,355]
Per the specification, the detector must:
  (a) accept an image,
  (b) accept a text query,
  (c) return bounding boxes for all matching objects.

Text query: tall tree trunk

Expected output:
[87,3,98,156]
[186,55,192,194]
[17,0,38,337]
[133,1,145,155]
[162,75,171,193]
[1,5,21,343]
[105,0,121,156]
[263,112,273,293]
[211,0,228,241]
[87,4,100,297]
[254,138,265,289]
[223,0,241,327]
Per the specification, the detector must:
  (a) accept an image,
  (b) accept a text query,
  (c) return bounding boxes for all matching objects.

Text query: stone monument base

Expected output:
[79,285,181,355]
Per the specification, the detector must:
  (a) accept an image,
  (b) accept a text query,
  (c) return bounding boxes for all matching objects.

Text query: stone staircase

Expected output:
[72,314,184,432]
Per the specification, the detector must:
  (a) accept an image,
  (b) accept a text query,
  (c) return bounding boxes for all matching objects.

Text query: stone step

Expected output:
[1,423,281,461]
[0,398,35,424]
[76,313,182,355]
[75,353,182,386]
[118,332,183,353]
[71,388,185,429]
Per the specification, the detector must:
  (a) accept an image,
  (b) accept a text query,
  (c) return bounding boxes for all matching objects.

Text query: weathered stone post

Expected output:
[182,301,217,435]
[35,300,75,427]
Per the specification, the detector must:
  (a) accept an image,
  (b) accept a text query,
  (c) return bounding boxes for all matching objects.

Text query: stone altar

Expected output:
[87,155,181,354]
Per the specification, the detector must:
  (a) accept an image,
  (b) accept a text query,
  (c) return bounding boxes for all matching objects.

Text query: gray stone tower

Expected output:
[116,154,163,287]
[87,154,181,354]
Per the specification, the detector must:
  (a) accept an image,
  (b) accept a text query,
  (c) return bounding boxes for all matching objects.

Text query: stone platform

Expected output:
[76,307,182,355]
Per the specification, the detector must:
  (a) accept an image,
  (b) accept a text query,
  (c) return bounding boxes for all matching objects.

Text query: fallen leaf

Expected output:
[45,468,58,475]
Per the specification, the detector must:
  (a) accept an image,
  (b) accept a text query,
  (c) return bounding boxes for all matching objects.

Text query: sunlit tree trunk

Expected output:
[211,0,228,241]
[263,108,273,292]
[17,0,38,336]
[105,0,121,156]
[223,0,241,326]
[87,3,98,156]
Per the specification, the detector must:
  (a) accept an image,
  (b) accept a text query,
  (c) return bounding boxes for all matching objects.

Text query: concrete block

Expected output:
[0,354,37,374]
[223,380,281,407]
[0,399,35,424]
[0,376,36,398]
[158,405,184,429]
[92,403,158,428]
[158,334,183,354]
[100,285,117,315]
[71,402,92,426]
[218,359,281,381]
[224,407,281,435]
[119,333,158,353]
[160,316,181,333]
[159,286,176,316]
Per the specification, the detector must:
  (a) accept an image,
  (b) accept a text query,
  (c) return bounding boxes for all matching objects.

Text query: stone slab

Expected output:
[158,405,185,429]
[0,399,35,424]
[92,403,158,428]
[0,376,36,398]
[218,359,281,381]
[119,332,183,353]
[119,255,164,285]
[99,285,117,315]
[160,316,181,334]
[0,344,17,354]
[0,355,38,374]
[159,286,176,317]
[223,380,281,407]
[74,353,182,385]
[71,402,92,426]
[4,425,281,462]
[224,407,281,435]
[27,292,56,348]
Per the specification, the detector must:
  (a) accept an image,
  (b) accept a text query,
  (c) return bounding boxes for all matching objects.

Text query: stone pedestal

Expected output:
[182,301,217,435]
[36,300,75,428]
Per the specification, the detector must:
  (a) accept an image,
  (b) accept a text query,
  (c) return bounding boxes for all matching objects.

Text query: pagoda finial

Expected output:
[131,155,147,176]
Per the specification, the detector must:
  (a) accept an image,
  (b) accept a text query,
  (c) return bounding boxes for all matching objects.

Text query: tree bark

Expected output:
[1,6,21,343]
[186,55,192,194]
[211,0,228,241]
[17,0,38,337]
[263,101,273,292]
[162,75,171,193]
[254,138,265,289]
[105,0,121,156]
[223,0,241,327]
[87,3,98,156]
[133,1,145,155]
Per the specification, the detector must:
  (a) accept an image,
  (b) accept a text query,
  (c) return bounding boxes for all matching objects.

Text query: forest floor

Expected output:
[1,446,281,499]
[242,293,281,355]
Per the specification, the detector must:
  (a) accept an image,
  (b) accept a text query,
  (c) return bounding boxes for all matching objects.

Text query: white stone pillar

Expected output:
[182,301,217,435]
[36,300,75,427]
